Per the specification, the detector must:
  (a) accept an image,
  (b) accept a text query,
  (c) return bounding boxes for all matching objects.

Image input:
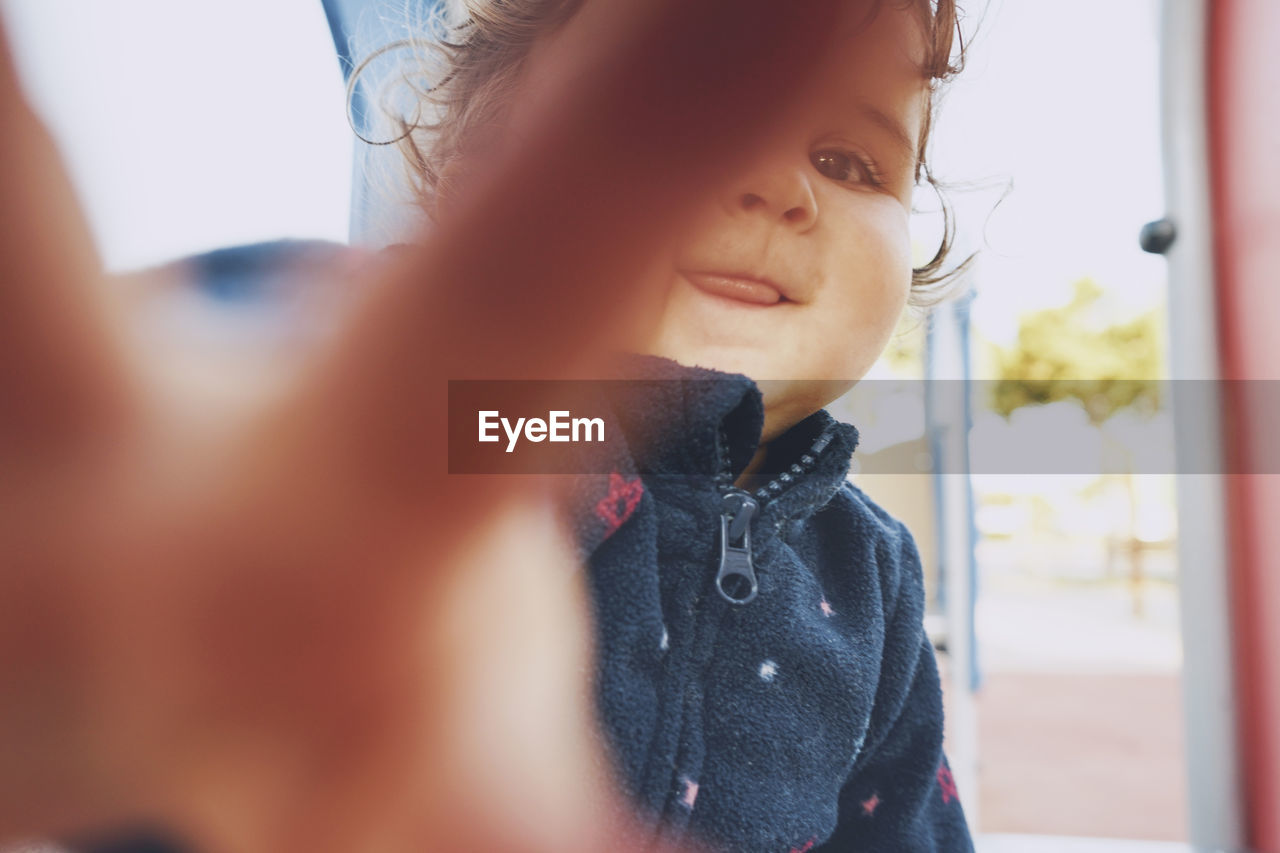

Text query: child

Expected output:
[394,0,976,850]
[0,0,972,849]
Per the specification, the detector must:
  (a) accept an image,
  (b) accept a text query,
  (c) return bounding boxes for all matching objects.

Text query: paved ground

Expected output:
[968,671,1187,841]
[945,568,1189,842]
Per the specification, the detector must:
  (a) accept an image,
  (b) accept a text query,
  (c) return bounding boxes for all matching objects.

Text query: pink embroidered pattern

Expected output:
[594,472,644,538]
[820,597,835,617]
[861,793,881,815]
[788,837,817,853]
[937,762,959,805]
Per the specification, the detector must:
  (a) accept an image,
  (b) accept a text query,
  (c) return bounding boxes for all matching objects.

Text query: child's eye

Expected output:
[810,148,884,188]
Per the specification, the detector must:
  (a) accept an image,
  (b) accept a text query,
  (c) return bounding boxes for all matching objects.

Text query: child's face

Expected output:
[517,4,929,440]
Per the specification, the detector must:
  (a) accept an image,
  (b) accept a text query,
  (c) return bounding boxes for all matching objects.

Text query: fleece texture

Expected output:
[564,354,974,852]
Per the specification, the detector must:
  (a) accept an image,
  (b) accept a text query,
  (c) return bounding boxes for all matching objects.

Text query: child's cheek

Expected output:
[830,202,913,372]
[864,201,915,308]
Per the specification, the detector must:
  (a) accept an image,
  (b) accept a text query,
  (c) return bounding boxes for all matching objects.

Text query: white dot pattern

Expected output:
[759,659,778,682]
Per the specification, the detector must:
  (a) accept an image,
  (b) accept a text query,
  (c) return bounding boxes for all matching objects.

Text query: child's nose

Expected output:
[732,165,819,229]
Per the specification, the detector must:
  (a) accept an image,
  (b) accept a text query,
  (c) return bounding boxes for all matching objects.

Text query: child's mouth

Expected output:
[681,271,788,306]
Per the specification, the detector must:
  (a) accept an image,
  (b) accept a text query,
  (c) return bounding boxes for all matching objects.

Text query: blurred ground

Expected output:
[973,670,1186,840]
[946,553,1188,842]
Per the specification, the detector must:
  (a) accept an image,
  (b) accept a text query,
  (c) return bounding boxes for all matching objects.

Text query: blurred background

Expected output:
[842,0,1188,846]
[0,0,1243,850]
[0,0,352,271]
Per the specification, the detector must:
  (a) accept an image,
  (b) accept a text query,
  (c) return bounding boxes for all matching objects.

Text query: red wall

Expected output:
[1209,1,1280,848]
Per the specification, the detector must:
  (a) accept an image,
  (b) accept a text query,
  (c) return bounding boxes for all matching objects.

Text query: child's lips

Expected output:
[681,271,787,306]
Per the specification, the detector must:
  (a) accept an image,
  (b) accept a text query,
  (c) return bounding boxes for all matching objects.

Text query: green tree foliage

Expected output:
[985,279,1169,615]
[988,278,1164,425]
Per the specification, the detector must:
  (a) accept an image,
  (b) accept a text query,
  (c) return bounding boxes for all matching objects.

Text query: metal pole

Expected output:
[1159,0,1244,848]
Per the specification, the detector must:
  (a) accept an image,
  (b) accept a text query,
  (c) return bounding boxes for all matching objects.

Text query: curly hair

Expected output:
[356,0,972,306]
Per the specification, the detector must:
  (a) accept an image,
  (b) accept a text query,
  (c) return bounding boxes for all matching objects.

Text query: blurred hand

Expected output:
[0,2,842,850]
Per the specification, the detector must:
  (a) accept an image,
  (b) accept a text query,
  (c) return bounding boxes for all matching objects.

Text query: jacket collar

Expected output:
[566,354,859,560]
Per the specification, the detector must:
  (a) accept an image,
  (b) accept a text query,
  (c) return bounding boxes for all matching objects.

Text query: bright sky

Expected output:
[929,0,1168,345]
[3,0,1167,343]
[1,0,353,271]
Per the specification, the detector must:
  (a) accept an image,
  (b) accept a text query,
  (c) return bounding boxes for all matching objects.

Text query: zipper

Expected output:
[712,422,836,605]
[716,489,759,604]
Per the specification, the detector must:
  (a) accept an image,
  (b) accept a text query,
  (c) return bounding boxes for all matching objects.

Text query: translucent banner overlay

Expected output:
[447,379,1280,474]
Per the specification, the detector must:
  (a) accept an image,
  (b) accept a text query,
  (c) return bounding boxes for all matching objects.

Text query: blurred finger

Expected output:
[0,19,137,457]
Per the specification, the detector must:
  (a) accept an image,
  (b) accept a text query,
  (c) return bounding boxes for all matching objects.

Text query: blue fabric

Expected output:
[565,354,975,852]
[184,238,349,303]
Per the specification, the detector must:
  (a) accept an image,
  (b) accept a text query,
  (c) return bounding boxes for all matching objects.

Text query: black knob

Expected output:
[1139,218,1177,255]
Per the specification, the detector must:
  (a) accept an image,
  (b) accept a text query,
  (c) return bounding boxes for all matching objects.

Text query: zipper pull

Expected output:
[717,490,759,604]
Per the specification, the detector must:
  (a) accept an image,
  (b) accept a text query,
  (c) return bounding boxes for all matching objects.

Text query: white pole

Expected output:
[1159,0,1244,848]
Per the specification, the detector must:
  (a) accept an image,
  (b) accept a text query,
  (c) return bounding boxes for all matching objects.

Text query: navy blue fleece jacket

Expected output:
[565,354,974,852]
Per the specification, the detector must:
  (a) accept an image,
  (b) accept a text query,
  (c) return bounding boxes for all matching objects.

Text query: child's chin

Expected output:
[640,341,775,382]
